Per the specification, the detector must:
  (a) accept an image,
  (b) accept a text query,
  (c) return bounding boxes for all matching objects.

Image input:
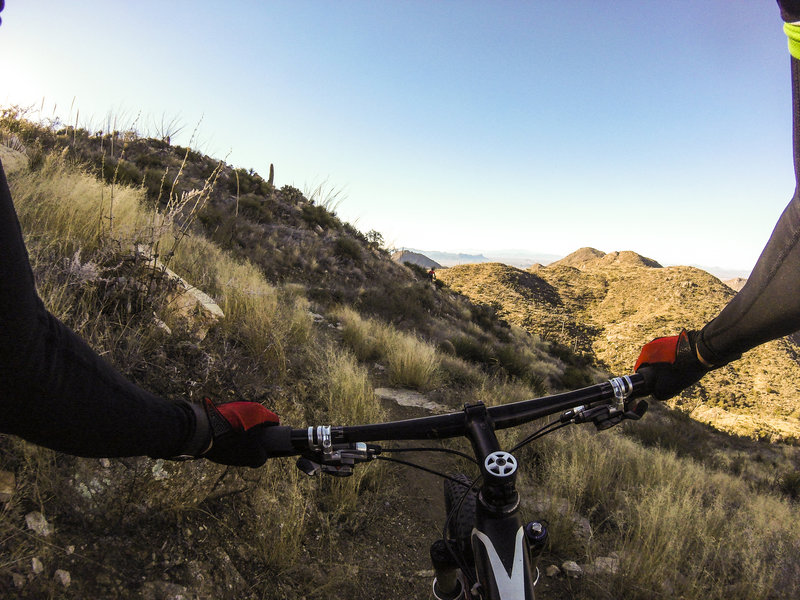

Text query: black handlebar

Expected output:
[259,373,652,458]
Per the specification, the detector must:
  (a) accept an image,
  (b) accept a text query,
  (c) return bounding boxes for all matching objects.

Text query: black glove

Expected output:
[634,330,711,401]
[179,398,281,468]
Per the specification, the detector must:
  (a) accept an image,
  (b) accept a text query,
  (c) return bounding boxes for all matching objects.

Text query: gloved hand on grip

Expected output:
[202,398,280,468]
[634,330,711,401]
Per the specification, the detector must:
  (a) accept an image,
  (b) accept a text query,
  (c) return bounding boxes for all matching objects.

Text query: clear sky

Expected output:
[0,1,794,274]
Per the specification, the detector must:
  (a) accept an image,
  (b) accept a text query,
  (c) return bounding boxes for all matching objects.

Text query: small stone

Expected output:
[593,556,619,575]
[561,560,583,578]
[31,557,44,575]
[66,545,75,555]
[25,512,52,537]
[0,470,15,502]
[572,516,593,542]
[545,564,561,577]
[54,570,71,587]
[151,460,169,481]
[99,458,111,468]
[12,572,25,588]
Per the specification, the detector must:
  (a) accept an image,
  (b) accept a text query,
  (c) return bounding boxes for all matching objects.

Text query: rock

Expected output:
[374,388,449,413]
[593,556,619,575]
[31,557,44,575]
[25,512,52,537]
[151,459,170,481]
[12,572,25,588]
[545,564,561,577]
[573,516,592,542]
[54,569,71,587]
[561,561,583,578]
[135,245,224,341]
[0,470,14,502]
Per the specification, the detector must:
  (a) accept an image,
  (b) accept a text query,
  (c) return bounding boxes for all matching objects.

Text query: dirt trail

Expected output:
[331,393,576,600]
[337,396,460,598]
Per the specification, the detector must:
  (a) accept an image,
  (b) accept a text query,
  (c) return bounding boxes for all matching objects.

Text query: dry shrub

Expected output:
[333,305,383,362]
[245,461,311,571]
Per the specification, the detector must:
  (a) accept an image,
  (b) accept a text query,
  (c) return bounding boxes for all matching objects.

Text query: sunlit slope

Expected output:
[439,250,800,441]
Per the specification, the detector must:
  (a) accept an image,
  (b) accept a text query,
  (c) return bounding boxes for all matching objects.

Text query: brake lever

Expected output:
[563,398,648,431]
[591,399,649,431]
[295,443,380,478]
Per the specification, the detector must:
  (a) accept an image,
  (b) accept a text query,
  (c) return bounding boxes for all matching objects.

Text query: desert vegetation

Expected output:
[1,109,800,599]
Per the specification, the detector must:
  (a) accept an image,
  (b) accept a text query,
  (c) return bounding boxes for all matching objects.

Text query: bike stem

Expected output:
[462,402,537,599]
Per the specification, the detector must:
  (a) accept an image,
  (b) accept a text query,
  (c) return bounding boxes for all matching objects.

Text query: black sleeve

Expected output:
[696,53,800,364]
[0,159,203,459]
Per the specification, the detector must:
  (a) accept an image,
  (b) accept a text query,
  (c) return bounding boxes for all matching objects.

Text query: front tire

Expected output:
[443,473,477,563]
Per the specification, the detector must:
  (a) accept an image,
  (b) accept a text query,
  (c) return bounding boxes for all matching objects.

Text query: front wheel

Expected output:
[443,473,477,564]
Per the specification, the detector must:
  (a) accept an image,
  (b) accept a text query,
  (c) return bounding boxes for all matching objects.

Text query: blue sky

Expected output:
[0,1,794,275]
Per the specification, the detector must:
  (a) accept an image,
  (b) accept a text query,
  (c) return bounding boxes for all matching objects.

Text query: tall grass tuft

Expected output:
[331,305,441,390]
[314,346,384,518]
[384,330,440,390]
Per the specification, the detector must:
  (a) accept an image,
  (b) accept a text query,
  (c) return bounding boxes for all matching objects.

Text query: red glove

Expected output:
[203,399,280,467]
[634,330,710,401]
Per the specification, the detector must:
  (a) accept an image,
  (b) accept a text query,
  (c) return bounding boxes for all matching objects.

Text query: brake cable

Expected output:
[509,418,569,454]
[374,456,474,486]
[379,446,478,464]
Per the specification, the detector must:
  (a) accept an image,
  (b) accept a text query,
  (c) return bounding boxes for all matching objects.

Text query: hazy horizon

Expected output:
[1,1,792,275]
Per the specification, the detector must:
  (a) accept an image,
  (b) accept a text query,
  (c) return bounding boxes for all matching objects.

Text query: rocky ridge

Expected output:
[439,248,800,441]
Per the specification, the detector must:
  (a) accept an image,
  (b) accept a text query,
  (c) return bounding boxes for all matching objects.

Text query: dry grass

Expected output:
[312,346,385,519]
[332,305,442,390]
[520,426,800,599]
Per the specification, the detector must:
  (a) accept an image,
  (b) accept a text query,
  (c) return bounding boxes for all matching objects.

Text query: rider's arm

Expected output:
[636,4,800,397]
[0,160,278,467]
[695,12,800,366]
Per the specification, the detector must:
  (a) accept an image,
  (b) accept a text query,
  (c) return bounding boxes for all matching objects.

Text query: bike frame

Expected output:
[262,373,651,600]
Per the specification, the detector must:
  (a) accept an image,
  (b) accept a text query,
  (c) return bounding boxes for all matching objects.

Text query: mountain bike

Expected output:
[259,372,652,599]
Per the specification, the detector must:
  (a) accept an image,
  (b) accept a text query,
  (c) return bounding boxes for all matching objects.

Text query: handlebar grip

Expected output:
[259,426,299,458]
[634,367,656,396]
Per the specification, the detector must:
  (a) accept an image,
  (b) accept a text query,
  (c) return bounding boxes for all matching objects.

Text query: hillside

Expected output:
[3,111,800,600]
[440,249,800,441]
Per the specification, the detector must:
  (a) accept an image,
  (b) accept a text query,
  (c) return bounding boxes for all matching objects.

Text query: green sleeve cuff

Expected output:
[786,23,800,60]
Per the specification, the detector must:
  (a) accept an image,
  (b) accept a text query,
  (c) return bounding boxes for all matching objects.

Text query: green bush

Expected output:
[558,365,594,390]
[238,193,273,223]
[451,334,494,364]
[334,236,363,262]
[302,202,339,230]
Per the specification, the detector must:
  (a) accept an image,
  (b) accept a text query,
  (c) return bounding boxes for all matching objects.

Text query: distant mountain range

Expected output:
[396,247,750,285]
[398,248,562,269]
